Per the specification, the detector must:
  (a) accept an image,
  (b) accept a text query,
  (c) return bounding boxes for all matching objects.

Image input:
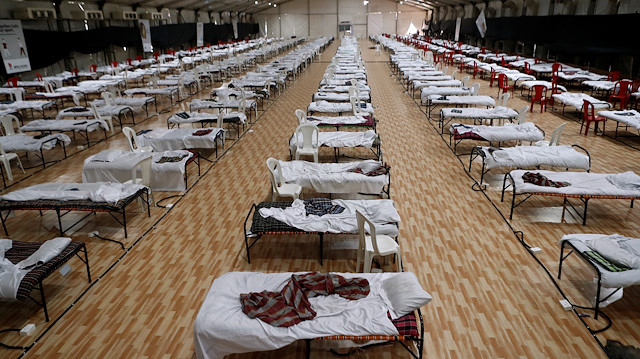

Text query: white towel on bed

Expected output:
[16,237,71,270]
[607,171,640,190]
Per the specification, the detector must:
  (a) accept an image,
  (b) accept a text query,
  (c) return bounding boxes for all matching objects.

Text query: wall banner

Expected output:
[197,22,204,47]
[0,20,31,74]
[138,19,153,52]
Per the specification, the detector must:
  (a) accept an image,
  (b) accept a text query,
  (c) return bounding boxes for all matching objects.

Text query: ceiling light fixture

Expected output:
[399,0,403,3]
[254,0,258,3]
[273,3,276,6]
[363,0,369,5]
[268,2,271,4]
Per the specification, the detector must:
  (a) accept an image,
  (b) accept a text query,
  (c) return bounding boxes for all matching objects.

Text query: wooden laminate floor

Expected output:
[1,38,638,358]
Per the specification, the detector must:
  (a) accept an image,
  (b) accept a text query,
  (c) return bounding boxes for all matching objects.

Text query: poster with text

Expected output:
[454,18,461,42]
[0,20,31,74]
[197,22,204,47]
[138,19,153,52]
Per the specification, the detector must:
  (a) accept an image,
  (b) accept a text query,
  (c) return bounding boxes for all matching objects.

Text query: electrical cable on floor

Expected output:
[0,329,31,350]
[401,67,608,349]
[14,45,327,359]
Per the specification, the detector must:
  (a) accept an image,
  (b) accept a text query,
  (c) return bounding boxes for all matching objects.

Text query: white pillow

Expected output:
[356,160,383,174]
[381,272,431,319]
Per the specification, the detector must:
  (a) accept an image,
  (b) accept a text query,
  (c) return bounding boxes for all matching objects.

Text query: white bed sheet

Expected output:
[194,271,404,359]
[425,95,495,107]
[0,182,145,203]
[313,92,369,102]
[597,110,640,130]
[308,101,373,114]
[420,87,472,103]
[552,93,611,111]
[20,119,108,133]
[137,128,223,151]
[290,130,377,152]
[481,145,590,170]
[441,107,518,120]
[509,170,640,196]
[279,160,388,194]
[306,115,371,126]
[168,111,246,125]
[82,150,193,191]
[0,133,70,152]
[450,122,543,142]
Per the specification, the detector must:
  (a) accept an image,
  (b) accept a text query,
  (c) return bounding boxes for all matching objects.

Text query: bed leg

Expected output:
[594,273,602,320]
[305,339,311,359]
[82,243,92,282]
[558,242,566,279]
[123,205,128,239]
[56,208,64,236]
[39,281,49,322]
[631,199,634,208]
[319,233,324,266]
[582,198,589,226]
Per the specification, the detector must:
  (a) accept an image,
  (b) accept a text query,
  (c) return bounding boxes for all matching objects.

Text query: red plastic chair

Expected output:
[608,80,632,109]
[7,77,19,88]
[607,71,620,82]
[534,58,542,64]
[89,64,97,72]
[489,68,500,87]
[524,62,535,75]
[500,57,511,69]
[552,63,563,74]
[71,68,79,76]
[549,80,562,108]
[153,52,159,60]
[530,84,548,113]
[581,100,606,136]
[126,58,132,66]
[110,61,118,68]
[136,55,143,62]
[472,62,484,79]
[497,73,514,96]
[35,73,43,81]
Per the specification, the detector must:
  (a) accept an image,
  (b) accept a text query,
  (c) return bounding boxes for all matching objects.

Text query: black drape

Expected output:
[13,22,258,73]
[437,14,640,56]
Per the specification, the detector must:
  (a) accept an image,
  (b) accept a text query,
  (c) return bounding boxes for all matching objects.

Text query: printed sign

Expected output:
[138,19,153,52]
[476,9,487,38]
[197,22,204,47]
[0,20,31,74]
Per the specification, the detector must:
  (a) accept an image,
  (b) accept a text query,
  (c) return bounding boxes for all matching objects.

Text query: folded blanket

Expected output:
[348,163,390,176]
[193,129,213,136]
[522,172,570,188]
[240,272,369,327]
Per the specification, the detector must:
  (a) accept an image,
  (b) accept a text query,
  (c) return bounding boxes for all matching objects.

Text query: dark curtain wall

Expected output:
[14,22,259,73]
[437,14,640,56]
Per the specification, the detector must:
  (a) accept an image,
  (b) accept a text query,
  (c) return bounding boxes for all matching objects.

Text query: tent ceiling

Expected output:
[97,0,448,13]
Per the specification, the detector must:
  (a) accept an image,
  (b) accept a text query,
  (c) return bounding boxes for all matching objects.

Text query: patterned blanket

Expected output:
[240,272,370,327]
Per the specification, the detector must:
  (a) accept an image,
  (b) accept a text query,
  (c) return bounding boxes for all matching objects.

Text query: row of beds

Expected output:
[383,35,640,333]
[193,37,429,359]
[0,38,336,351]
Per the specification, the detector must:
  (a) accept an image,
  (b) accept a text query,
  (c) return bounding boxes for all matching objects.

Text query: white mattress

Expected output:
[559,234,640,288]
[582,80,617,91]
[0,133,71,152]
[137,128,223,151]
[552,93,611,111]
[597,110,640,130]
[82,150,193,191]
[289,130,377,152]
[441,107,518,120]
[124,87,177,97]
[307,101,374,114]
[0,182,145,203]
[420,87,472,103]
[317,85,371,93]
[519,81,567,92]
[509,170,640,197]
[413,80,462,88]
[313,92,369,102]
[194,271,408,359]
[481,145,590,170]
[425,95,495,107]
[168,111,246,125]
[306,115,371,126]
[0,100,54,111]
[20,119,108,133]
[258,198,400,235]
[279,160,388,194]
[450,122,543,142]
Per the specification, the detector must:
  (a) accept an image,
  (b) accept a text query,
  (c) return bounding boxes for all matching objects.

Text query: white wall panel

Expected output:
[267,15,281,38]
[338,0,367,24]
[282,0,308,14]
[369,0,396,13]
[254,15,268,37]
[380,12,397,34]
[367,13,382,36]
[397,11,424,35]
[353,24,367,38]
[310,0,337,14]
[310,14,337,37]
[281,14,309,37]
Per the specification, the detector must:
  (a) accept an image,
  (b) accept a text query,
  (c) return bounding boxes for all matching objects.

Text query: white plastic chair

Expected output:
[516,105,529,125]
[355,209,402,273]
[0,141,24,182]
[125,156,153,211]
[295,109,307,124]
[266,158,302,201]
[90,103,114,132]
[498,93,510,108]
[102,91,117,106]
[44,82,55,93]
[461,75,470,88]
[374,44,382,56]
[122,126,152,153]
[470,83,481,96]
[0,114,21,136]
[350,96,368,116]
[294,123,319,162]
[536,122,566,147]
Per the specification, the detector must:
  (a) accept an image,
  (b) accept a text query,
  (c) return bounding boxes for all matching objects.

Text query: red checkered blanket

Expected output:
[240,272,370,327]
